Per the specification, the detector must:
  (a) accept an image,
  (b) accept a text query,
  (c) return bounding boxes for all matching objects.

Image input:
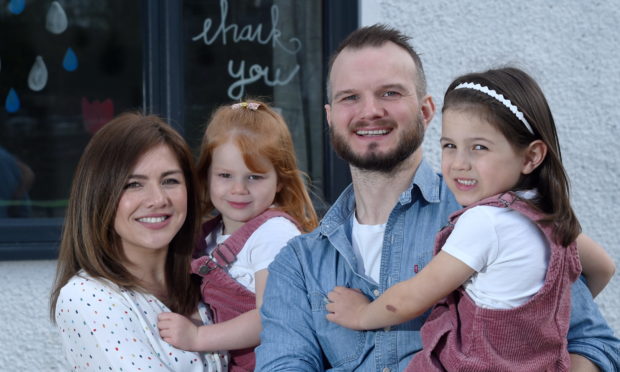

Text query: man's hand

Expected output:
[157,312,201,351]
[325,286,371,330]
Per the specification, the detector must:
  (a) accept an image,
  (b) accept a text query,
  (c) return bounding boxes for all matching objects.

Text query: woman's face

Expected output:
[114,144,187,258]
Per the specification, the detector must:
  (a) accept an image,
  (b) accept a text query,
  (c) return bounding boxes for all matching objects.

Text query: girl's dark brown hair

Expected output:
[196,100,318,232]
[443,67,580,245]
[50,112,200,321]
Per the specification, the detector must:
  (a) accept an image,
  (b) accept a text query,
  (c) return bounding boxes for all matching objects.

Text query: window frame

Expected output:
[0,0,357,260]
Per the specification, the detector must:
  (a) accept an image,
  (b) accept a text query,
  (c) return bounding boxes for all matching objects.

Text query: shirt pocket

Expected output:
[309,291,366,368]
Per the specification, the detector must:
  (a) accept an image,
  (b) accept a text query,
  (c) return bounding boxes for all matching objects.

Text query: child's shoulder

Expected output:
[260,215,300,230]
[462,204,511,219]
[461,204,539,234]
[248,216,302,244]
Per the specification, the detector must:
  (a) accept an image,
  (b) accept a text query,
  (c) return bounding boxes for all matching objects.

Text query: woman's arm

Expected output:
[158,269,269,352]
[326,251,474,330]
[576,233,616,297]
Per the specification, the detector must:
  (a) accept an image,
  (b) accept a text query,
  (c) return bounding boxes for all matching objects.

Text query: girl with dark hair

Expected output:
[157,100,318,371]
[50,112,227,371]
[325,67,615,371]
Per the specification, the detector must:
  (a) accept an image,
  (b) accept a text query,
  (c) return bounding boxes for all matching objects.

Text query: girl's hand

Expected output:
[325,286,371,330]
[157,312,201,351]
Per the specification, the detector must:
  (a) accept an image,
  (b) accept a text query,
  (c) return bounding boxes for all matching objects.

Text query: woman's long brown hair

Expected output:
[50,112,200,322]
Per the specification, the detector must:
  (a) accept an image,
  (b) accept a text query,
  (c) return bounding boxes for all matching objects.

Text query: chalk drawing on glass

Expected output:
[28,56,48,91]
[191,0,303,100]
[62,48,78,71]
[46,1,68,34]
[5,88,20,113]
[7,0,25,15]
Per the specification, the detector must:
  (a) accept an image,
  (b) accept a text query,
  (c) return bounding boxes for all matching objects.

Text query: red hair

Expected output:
[196,100,318,232]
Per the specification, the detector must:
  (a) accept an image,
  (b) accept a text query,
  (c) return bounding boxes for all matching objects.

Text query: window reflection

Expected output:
[0,0,142,218]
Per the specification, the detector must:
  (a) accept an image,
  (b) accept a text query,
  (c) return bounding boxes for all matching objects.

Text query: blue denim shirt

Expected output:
[256,160,619,371]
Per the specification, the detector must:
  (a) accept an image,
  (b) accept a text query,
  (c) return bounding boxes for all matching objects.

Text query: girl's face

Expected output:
[208,140,279,235]
[114,144,187,258]
[441,109,529,207]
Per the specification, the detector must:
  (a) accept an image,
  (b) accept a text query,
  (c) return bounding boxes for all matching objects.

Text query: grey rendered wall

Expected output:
[361,0,619,334]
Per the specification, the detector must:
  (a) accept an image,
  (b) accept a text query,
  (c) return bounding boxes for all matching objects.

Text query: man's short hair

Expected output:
[326,24,427,101]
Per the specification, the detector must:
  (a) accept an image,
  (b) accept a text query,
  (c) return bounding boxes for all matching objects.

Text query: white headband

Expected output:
[454,82,534,135]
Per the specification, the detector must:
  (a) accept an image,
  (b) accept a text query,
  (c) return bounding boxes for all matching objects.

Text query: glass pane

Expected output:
[183,0,324,200]
[0,1,142,218]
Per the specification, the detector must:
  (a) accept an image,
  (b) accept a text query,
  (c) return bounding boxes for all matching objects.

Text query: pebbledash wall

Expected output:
[0,1,618,370]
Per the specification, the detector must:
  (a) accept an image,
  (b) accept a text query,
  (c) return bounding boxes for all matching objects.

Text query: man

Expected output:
[256,24,619,371]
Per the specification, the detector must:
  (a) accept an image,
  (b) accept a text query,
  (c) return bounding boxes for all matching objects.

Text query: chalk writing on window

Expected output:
[191,0,302,100]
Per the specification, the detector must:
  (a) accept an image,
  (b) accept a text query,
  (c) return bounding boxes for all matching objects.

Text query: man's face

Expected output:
[325,42,432,173]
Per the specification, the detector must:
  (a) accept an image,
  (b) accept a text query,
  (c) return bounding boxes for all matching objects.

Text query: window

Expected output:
[0,0,357,260]
[0,0,141,259]
[182,0,325,204]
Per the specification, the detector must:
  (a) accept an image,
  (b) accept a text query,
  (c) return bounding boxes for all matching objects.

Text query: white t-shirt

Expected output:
[55,272,228,371]
[442,205,550,309]
[351,214,386,283]
[205,217,300,293]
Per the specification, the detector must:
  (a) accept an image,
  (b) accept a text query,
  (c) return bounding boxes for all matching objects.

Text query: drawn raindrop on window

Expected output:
[5,88,20,113]
[46,1,68,35]
[62,47,78,71]
[7,0,25,15]
[28,56,48,91]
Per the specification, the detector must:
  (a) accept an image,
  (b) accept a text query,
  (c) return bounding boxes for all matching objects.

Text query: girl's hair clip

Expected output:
[231,102,260,111]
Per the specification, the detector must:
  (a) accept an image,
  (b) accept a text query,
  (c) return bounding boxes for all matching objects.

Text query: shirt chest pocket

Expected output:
[309,291,366,368]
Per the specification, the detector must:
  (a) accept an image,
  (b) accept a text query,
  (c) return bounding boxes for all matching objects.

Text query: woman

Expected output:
[50,112,227,371]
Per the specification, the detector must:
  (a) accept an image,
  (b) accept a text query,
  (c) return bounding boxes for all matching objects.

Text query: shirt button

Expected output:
[382,368,390,372]
[373,289,380,296]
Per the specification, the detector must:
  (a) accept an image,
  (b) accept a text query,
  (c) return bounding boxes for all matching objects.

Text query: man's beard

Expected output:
[330,114,425,173]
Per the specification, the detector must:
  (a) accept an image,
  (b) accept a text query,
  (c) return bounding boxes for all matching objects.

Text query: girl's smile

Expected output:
[441,109,529,207]
[208,140,280,235]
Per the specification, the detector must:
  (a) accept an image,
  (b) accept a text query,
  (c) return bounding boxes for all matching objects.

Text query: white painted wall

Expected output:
[0,2,618,371]
[361,0,619,332]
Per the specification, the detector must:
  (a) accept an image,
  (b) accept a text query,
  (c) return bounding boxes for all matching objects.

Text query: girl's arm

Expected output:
[576,233,616,298]
[326,251,475,330]
[158,269,269,352]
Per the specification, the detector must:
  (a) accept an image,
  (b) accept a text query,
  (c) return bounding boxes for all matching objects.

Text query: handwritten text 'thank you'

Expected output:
[192,0,302,100]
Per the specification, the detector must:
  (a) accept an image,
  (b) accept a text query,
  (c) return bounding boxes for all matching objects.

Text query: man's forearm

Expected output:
[570,353,601,372]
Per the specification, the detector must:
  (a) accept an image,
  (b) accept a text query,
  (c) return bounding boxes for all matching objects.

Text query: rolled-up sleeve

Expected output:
[568,276,620,372]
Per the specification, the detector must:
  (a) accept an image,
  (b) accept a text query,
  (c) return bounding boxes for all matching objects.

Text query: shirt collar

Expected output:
[319,159,442,235]
[399,159,442,205]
